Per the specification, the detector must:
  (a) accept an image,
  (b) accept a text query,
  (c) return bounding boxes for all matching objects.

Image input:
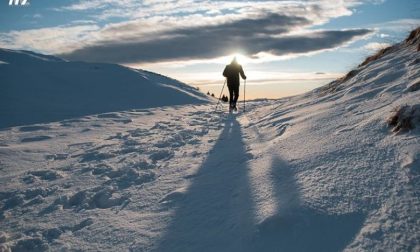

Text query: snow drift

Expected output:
[0,49,209,129]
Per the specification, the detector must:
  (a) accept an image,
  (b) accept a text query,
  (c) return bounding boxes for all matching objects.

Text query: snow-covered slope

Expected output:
[0,30,419,252]
[243,29,420,251]
[0,49,209,129]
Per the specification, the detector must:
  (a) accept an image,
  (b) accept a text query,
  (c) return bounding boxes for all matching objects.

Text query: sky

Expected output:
[1,0,419,99]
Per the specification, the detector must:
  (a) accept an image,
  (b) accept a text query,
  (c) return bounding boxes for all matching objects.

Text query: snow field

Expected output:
[0,105,224,251]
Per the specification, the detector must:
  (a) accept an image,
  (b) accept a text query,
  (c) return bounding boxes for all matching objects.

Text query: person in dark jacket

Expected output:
[222,57,246,111]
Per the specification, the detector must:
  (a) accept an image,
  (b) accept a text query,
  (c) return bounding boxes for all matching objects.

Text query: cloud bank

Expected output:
[60,14,371,63]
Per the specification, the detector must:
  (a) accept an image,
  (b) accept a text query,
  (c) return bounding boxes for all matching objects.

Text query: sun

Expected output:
[215,52,252,65]
[228,52,251,65]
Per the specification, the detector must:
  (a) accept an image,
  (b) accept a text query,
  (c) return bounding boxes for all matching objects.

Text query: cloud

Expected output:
[370,0,386,4]
[363,42,391,51]
[1,1,375,64]
[59,13,371,64]
[56,0,132,11]
[370,19,420,32]
[0,25,99,54]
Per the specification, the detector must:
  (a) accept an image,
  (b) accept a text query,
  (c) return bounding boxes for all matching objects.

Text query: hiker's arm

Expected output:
[223,66,228,77]
[240,66,246,80]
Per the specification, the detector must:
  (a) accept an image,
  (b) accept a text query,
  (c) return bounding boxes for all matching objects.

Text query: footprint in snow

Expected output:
[149,149,174,162]
[97,112,122,119]
[44,186,128,213]
[25,170,63,181]
[45,153,68,161]
[112,118,132,124]
[77,151,116,163]
[19,125,51,132]
[159,187,187,204]
[21,135,52,143]
[102,168,156,190]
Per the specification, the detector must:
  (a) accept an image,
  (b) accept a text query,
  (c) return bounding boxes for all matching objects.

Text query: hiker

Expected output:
[222,57,246,111]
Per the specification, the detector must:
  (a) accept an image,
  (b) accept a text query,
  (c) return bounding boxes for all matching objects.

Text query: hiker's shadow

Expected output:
[251,156,366,252]
[152,115,366,252]
[153,115,254,252]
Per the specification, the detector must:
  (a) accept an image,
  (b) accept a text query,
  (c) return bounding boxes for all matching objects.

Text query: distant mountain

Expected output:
[0,49,209,129]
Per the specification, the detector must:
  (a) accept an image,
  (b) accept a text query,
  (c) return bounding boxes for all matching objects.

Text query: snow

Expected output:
[0,36,419,251]
[0,48,209,129]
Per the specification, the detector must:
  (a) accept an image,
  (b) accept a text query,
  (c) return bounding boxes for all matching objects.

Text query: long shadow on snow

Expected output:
[153,115,254,252]
[252,156,366,252]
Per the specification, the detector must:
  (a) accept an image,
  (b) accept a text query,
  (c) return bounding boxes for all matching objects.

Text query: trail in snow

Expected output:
[154,114,254,252]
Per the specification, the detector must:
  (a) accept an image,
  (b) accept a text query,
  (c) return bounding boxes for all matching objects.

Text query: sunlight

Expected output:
[209,52,253,66]
[226,52,251,66]
[130,50,330,70]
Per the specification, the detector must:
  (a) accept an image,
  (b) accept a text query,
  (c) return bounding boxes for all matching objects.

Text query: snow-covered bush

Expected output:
[387,105,420,133]
[359,46,393,67]
[405,27,420,47]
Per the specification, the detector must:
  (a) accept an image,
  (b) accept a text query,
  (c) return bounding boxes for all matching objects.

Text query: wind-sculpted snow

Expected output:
[0,49,209,129]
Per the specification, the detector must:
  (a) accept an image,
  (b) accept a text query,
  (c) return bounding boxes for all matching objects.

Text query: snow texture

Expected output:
[0,34,419,251]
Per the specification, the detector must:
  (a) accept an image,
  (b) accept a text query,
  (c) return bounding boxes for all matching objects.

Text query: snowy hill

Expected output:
[241,28,420,251]
[0,29,419,251]
[0,49,209,129]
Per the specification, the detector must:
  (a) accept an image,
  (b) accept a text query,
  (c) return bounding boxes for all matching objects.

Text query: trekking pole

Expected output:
[243,79,246,113]
[214,79,227,112]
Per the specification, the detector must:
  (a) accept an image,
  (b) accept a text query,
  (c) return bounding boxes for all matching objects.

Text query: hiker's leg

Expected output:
[228,85,234,108]
[233,84,240,106]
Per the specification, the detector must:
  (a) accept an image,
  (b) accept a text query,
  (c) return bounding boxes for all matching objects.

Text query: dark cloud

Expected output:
[59,14,372,63]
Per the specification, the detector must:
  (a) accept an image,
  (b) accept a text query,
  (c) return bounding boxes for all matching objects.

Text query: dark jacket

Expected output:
[223,63,246,86]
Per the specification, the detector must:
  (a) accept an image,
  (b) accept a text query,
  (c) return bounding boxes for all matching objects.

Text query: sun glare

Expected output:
[229,53,251,65]
[216,52,252,66]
